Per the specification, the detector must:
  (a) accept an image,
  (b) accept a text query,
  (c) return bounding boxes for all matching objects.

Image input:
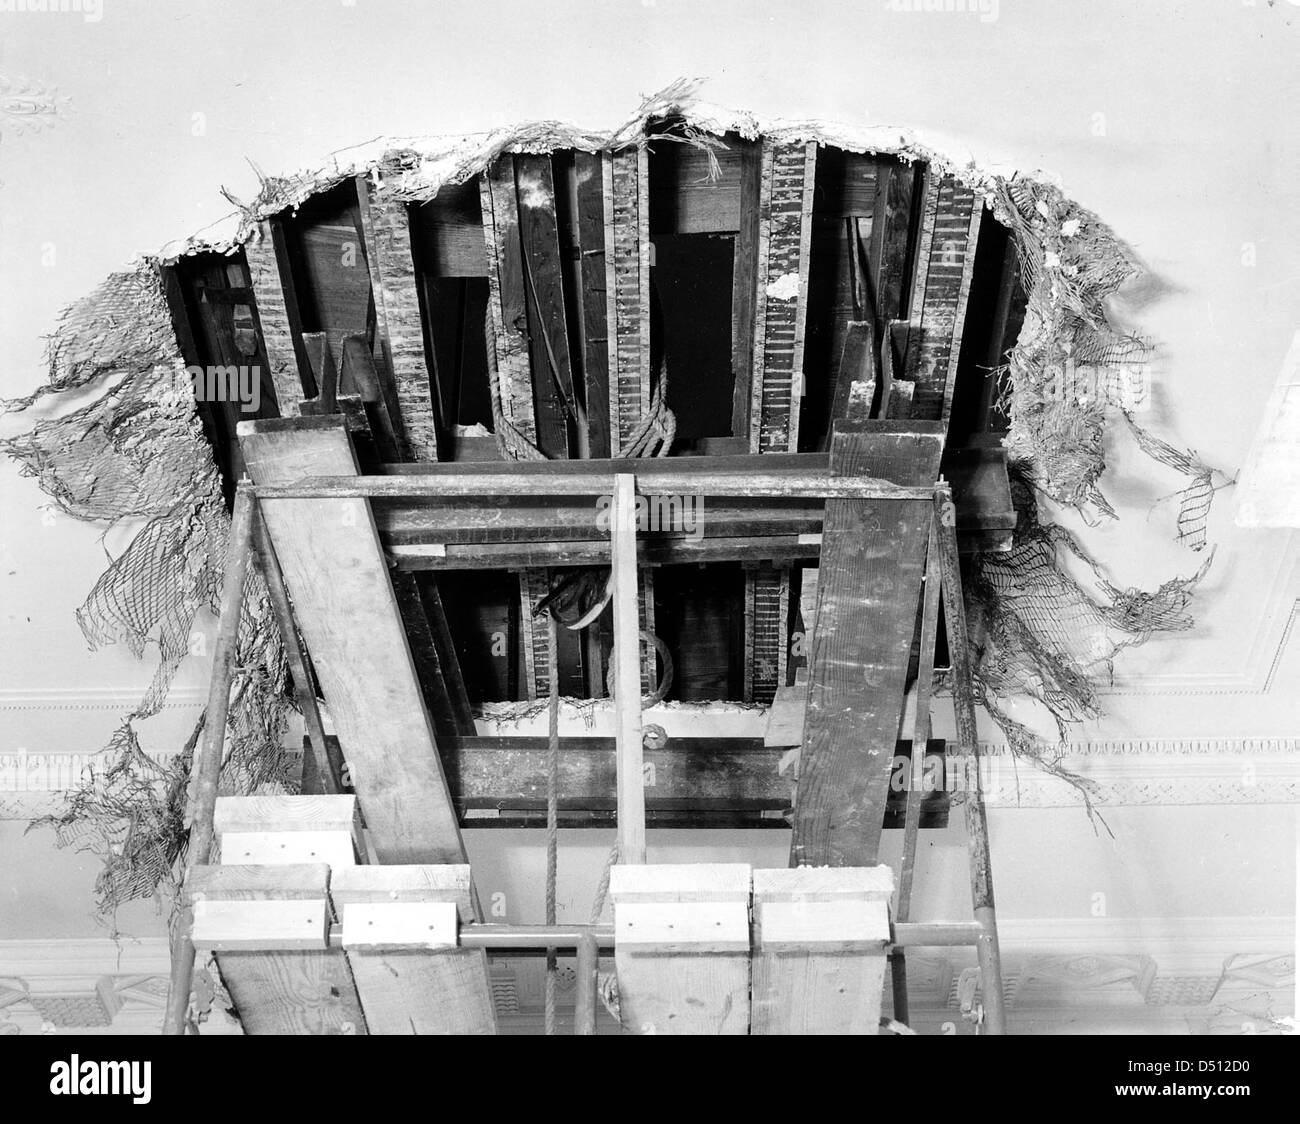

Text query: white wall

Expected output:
[0,1,1295,988]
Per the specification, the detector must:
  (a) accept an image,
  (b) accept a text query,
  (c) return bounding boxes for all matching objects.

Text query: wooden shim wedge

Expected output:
[611,863,751,1035]
[188,863,366,1035]
[751,866,893,1035]
[331,864,496,1035]
[790,422,944,867]
[237,418,469,869]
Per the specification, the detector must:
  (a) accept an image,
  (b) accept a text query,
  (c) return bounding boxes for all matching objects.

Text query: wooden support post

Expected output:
[331,865,497,1035]
[790,423,944,868]
[355,175,429,459]
[481,161,537,442]
[163,487,256,1035]
[933,488,1008,1035]
[610,864,751,1034]
[188,863,367,1035]
[905,172,983,421]
[611,474,645,864]
[574,151,612,459]
[238,417,470,870]
[751,866,893,1034]
[246,218,307,416]
[606,149,650,453]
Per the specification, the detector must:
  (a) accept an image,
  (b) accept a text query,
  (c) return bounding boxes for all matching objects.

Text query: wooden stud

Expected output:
[611,474,645,864]
[610,863,751,1034]
[237,418,470,869]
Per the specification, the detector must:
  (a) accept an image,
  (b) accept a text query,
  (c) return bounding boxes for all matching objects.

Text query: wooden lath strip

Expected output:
[246,217,306,416]
[905,172,983,421]
[355,174,433,460]
[607,148,651,453]
[480,162,537,442]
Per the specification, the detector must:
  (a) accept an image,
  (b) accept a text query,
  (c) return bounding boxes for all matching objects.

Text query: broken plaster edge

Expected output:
[154,84,1059,265]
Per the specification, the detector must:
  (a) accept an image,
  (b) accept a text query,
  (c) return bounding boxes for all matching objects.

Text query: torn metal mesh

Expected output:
[4,262,295,919]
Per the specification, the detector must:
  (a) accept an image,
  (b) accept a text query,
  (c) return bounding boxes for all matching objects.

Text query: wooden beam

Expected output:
[355,175,433,459]
[751,141,817,454]
[751,866,893,1034]
[481,161,537,442]
[611,474,645,864]
[237,418,470,869]
[515,154,577,459]
[188,863,366,1035]
[607,149,651,453]
[610,864,751,1034]
[331,865,497,1035]
[574,151,612,459]
[790,422,944,868]
[731,138,763,439]
[246,217,307,415]
[905,171,983,421]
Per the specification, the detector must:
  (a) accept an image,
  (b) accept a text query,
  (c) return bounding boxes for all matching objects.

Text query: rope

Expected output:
[543,612,560,1036]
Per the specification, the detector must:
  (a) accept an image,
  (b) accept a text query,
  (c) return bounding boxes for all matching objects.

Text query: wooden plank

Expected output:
[611,864,751,1034]
[392,570,467,739]
[188,863,366,1035]
[731,138,763,439]
[751,141,817,454]
[515,154,577,459]
[480,162,536,441]
[410,179,489,278]
[356,175,431,459]
[790,422,945,868]
[905,172,982,421]
[826,320,875,445]
[608,149,651,452]
[246,217,306,414]
[331,865,496,1035]
[192,899,331,951]
[611,474,645,864]
[751,866,892,1034]
[574,151,612,458]
[237,417,470,869]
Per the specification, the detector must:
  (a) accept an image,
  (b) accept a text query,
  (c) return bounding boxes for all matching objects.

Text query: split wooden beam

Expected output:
[237,417,470,871]
[904,169,983,421]
[790,421,945,868]
[331,865,497,1035]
